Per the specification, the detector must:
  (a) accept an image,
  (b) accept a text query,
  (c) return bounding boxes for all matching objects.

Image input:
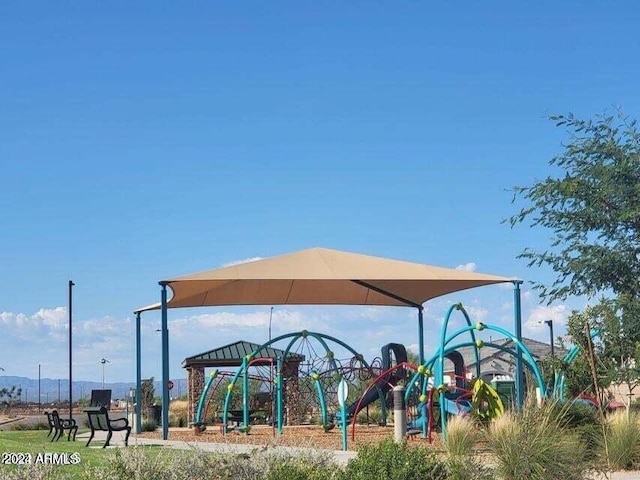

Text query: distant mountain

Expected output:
[0,376,187,403]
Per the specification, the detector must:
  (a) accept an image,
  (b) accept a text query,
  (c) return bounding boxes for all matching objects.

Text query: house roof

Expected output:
[451,337,565,375]
[182,340,305,368]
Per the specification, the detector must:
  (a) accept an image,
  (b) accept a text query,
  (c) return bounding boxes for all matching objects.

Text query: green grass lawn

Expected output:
[0,430,159,479]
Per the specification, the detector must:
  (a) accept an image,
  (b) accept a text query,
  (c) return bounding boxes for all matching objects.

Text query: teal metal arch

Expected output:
[222,330,376,434]
[440,303,482,378]
[435,320,546,440]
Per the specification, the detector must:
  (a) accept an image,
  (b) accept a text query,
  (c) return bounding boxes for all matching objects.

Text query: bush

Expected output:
[486,400,590,480]
[165,400,188,427]
[9,420,49,431]
[0,463,55,480]
[356,405,384,425]
[444,415,480,458]
[602,410,640,470]
[265,453,342,480]
[141,419,157,432]
[342,437,448,480]
[79,445,341,480]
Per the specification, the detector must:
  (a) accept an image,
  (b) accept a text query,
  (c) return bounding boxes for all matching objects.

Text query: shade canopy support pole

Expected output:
[160,282,170,440]
[513,280,524,410]
[418,307,425,364]
[135,311,142,434]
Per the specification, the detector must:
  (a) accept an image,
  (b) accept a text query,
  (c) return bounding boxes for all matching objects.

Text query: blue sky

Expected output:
[1,2,638,384]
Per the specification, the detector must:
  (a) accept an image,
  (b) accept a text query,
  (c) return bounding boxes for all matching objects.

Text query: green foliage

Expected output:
[80,446,342,480]
[0,386,23,415]
[471,378,504,422]
[601,411,640,470]
[141,377,155,414]
[342,437,448,480]
[486,399,591,480]
[567,298,640,401]
[508,110,640,302]
[446,458,494,480]
[141,419,157,432]
[8,420,49,431]
[265,456,342,480]
[355,404,383,424]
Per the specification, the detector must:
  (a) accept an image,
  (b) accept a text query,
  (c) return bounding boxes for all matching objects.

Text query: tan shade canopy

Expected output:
[136,247,513,312]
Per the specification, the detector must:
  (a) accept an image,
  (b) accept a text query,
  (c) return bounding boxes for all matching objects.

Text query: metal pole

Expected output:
[545,320,555,358]
[160,282,170,440]
[69,280,74,419]
[268,307,274,341]
[417,307,425,365]
[38,363,41,414]
[135,311,142,434]
[393,385,406,442]
[513,281,524,410]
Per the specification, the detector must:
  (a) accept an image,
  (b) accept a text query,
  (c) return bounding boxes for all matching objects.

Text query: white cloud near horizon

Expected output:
[1,291,570,383]
[455,262,477,272]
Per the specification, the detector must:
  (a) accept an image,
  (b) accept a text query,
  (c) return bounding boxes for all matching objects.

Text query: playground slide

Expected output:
[443,397,471,415]
[347,381,391,417]
[409,397,471,429]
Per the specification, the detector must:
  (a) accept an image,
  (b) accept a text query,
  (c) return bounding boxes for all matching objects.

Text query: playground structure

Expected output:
[187,301,583,448]
[134,247,523,441]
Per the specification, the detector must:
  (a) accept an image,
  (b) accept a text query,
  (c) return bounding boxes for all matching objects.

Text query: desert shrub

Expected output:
[141,419,157,432]
[343,437,448,480]
[552,400,600,428]
[444,414,480,458]
[446,457,494,480]
[265,452,342,480]
[0,463,55,480]
[356,405,384,425]
[486,400,590,480]
[9,420,49,431]
[601,410,640,470]
[80,445,341,480]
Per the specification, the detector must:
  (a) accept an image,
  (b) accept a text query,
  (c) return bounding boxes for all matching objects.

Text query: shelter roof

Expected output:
[136,247,514,312]
[182,340,305,368]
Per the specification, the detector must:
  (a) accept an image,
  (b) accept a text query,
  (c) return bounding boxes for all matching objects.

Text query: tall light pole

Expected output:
[268,307,274,341]
[38,363,41,413]
[100,358,111,388]
[544,319,555,358]
[68,280,74,419]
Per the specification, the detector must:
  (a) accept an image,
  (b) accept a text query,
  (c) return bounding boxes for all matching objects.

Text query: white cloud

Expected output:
[524,304,568,333]
[455,262,477,272]
[221,256,263,267]
[464,305,488,323]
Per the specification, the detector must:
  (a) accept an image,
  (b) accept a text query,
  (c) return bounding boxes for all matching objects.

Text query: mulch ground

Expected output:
[135,424,446,452]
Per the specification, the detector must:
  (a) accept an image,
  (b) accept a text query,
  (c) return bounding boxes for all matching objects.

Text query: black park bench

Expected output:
[84,406,131,448]
[44,410,78,442]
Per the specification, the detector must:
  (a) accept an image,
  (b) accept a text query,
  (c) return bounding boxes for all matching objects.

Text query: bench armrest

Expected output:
[109,417,129,429]
[61,418,77,428]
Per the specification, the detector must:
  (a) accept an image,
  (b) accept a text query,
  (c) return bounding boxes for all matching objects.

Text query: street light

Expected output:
[100,358,111,388]
[38,363,41,413]
[544,319,555,358]
[268,307,274,341]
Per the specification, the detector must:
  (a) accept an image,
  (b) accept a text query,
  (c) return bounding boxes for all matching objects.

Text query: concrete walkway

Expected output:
[76,431,358,466]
